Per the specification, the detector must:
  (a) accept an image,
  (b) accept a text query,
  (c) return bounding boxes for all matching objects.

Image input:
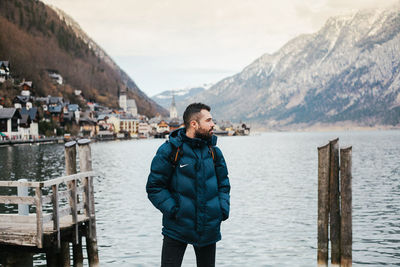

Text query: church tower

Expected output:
[119,87,127,112]
[169,94,178,119]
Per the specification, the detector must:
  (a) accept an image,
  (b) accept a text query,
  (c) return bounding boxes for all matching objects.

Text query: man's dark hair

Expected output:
[183,103,211,128]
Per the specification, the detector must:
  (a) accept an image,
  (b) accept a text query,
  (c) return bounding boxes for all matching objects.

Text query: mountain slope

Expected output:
[0,0,166,117]
[151,84,212,114]
[181,7,400,128]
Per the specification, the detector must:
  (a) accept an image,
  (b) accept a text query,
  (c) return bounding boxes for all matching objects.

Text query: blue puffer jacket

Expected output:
[146,128,230,247]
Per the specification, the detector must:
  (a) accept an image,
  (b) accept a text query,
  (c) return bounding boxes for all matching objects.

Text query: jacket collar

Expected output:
[169,128,217,148]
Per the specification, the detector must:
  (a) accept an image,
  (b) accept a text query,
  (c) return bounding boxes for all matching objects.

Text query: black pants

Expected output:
[161,235,216,267]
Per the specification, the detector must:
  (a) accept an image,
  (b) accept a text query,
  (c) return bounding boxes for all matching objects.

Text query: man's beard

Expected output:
[194,126,213,140]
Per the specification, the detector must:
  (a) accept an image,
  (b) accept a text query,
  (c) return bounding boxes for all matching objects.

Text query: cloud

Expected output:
[324,0,399,9]
[295,0,400,29]
[41,0,400,95]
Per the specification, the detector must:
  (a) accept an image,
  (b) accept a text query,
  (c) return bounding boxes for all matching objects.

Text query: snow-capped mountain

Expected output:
[152,83,213,113]
[184,6,400,128]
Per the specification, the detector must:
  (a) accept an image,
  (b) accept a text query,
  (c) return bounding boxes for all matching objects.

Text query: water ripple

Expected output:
[1,131,399,266]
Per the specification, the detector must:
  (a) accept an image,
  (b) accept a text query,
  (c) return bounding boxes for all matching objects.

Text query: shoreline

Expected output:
[250,122,400,133]
[0,137,64,147]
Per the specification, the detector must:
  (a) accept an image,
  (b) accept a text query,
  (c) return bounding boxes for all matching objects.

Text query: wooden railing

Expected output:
[0,170,95,249]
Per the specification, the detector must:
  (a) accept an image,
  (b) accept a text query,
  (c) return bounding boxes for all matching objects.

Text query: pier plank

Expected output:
[0,215,89,247]
[0,214,37,223]
[0,181,41,187]
[42,171,95,187]
[0,196,35,205]
[0,172,94,188]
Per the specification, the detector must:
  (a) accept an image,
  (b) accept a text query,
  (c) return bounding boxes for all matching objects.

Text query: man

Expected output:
[146,103,230,267]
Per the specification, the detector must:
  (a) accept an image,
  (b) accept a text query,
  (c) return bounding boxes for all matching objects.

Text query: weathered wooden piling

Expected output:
[340,147,352,267]
[329,139,340,266]
[73,235,84,267]
[60,242,71,267]
[65,141,79,245]
[60,141,77,267]
[317,144,330,267]
[318,140,352,267]
[78,138,99,267]
[66,140,85,267]
[35,184,43,249]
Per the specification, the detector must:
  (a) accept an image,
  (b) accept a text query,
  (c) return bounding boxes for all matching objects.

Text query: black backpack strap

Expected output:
[166,142,183,191]
[208,145,221,187]
[169,142,183,168]
[208,145,217,165]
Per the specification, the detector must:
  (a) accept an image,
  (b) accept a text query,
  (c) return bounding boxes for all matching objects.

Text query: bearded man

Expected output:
[146,103,230,267]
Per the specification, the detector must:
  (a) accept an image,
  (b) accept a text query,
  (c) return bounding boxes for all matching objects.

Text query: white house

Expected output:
[138,121,151,138]
[19,107,39,139]
[156,120,170,133]
[104,114,121,133]
[120,114,139,138]
[0,108,21,139]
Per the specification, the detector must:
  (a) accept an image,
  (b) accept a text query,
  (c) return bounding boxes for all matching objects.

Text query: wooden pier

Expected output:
[0,139,99,267]
[0,137,64,146]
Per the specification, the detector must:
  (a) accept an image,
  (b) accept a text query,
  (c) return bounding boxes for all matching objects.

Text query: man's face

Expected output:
[194,109,215,140]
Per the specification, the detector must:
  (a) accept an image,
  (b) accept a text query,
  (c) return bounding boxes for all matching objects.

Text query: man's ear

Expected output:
[190,120,197,129]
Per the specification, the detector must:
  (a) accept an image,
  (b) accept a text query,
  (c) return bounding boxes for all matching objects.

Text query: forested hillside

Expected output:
[0,0,166,117]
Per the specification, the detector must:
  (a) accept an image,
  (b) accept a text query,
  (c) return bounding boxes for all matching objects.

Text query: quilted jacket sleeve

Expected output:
[146,143,178,218]
[214,147,230,221]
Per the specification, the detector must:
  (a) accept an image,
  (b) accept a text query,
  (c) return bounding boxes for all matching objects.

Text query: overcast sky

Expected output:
[42,0,398,96]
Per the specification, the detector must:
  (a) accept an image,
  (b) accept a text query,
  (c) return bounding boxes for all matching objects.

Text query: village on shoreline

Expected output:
[0,61,250,146]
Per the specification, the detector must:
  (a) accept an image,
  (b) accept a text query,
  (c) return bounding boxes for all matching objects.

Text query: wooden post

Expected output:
[65,141,77,176]
[317,144,330,267]
[329,138,340,266]
[340,147,352,267]
[35,186,43,249]
[60,242,71,267]
[78,138,99,267]
[46,248,60,267]
[18,178,29,215]
[65,141,79,245]
[52,184,61,249]
[64,141,76,267]
[73,235,84,267]
[71,178,78,241]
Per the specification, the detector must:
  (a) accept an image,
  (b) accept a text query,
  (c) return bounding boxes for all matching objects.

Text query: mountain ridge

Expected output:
[151,84,213,114]
[0,0,166,117]
[177,6,400,129]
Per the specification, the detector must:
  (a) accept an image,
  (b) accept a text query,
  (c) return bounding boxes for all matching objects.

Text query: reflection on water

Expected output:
[0,143,65,181]
[1,131,399,266]
[0,144,65,213]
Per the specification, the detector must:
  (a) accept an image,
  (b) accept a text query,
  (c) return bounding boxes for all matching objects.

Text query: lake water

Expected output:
[0,131,399,266]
